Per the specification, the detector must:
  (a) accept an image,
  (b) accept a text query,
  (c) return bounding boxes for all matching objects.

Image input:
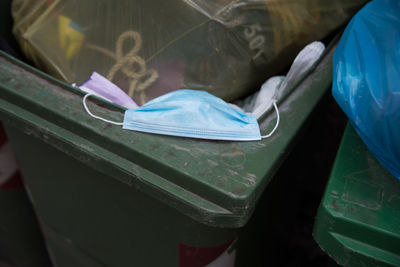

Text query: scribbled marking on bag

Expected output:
[244,23,266,60]
[87,31,158,104]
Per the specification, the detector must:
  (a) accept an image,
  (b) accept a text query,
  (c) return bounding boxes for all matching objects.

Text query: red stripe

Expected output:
[179,239,234,267]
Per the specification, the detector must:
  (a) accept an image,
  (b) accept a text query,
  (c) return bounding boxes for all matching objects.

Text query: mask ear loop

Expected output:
[261,101,280,139]
[83,92,279,140]
[83,93,124,126]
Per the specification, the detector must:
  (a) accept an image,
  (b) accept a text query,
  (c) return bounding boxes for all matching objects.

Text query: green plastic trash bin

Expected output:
[313,124,400,267]
[0,1,342,265]
[0,45,337,267]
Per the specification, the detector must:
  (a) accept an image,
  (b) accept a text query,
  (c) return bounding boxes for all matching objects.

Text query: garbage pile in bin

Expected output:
[12,0,367,104]
[10,0,368,142]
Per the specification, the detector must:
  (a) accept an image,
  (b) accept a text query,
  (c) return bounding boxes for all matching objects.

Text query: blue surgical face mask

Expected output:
[83,89,279,141]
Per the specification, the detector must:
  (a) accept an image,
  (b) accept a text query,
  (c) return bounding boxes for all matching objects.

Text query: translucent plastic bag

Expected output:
[332,0,400,180]
[13,0,366,104]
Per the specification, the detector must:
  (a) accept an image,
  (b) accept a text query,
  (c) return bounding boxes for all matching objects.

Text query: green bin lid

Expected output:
[314,124,400,266]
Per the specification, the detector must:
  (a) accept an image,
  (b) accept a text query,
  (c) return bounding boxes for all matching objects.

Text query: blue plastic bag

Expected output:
[332,0,400,181]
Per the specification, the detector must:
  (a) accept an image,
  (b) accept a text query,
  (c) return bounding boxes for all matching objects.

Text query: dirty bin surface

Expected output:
[0,42,335,227]
[0,16,337,265]
[314,124,400,267]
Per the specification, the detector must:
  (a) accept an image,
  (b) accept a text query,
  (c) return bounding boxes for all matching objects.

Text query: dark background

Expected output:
[236,93,347,267]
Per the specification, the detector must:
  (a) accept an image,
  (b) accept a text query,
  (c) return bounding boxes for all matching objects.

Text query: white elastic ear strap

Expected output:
[261,101,280,139]
[83,94,123,126]
[83,93,279,140]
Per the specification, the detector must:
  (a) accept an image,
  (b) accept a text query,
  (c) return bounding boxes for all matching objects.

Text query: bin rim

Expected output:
[0,36,337,227]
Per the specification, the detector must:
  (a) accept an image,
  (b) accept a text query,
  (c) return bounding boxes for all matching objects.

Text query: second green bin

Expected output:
[314,124,400,267]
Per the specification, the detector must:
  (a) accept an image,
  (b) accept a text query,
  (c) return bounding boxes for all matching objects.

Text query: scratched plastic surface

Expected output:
[0,17,339,267]
[11,0,366,104]
[0,35,337,228]
[0,1,362,265]
[313,124,400,267]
